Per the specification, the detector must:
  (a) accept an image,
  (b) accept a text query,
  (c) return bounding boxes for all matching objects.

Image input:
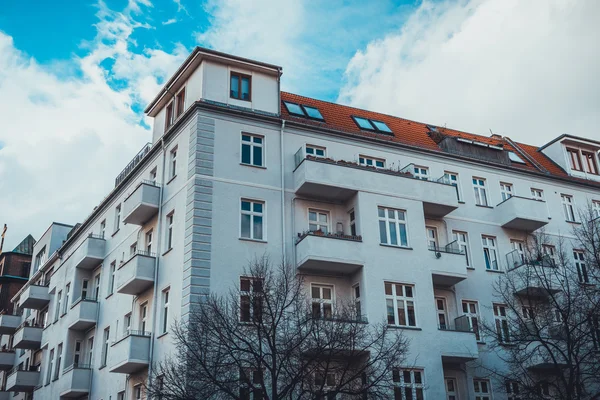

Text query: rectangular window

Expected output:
[392,369,424,400]
[139,302,148,332]
[162,288,170,334]
[446,378,458,400]
[305,144,326,158]
[149,167,157,185]
[353,284,361,320]
[493,303,510,343]
[240,277,263,322]
[531,188,544,201]
[500,182,514,201]
[510,239,525,266]
[567,148,582,171]
[561,194,576,221]
[109,262,116,295]
[543,244,557,266]
[134,385,143,400]
[46,349,54,384]
[34,246,47,271]
[582,151,599,174]
[239,369,264,400]
[453,231,470,267]
[166,212,174,250]
[230,72,251,101]
[359,155,385,168]
[165,102,174,131]
[592,200,600,219]
[118,392,125,400]
[73,340,82,365]
[352,116,392,133]
[81,279,89,300]
[176,88,185,117]
[473,178,488,206]
[473,379,491,400]
[124,313,132,334]
[522,305,534,320]
[169,147,177,179]
[308,209,329,234]
[413,166,429,180]
[482,236,499,271]
[114,204,121,232]
[444,171,461,200]
[349,209,357,236]
[385,283,416,327]
[100,220,106,238]
[94,273,101,300]
[130,242,137,256]
[589,315,600,350]
[146,230,153,253]
[462,301,480,340]
[241,199,264,240]
[101,327,110,367]
[241,133,264,167]
[435,297,448,330]
[54,343,62,380]
[63,283,70,315]
[426,226,438,251]
[311,284,333,319]
[574,250,589,284]
[87,337,94,365]
[55,290,62,321]
[378,207,408,247]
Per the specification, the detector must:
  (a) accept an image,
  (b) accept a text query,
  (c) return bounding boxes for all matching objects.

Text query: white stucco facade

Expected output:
[1,47,600,400]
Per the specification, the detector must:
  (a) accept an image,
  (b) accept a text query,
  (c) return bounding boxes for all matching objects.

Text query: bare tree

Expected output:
[147,256,409,399]
[479,205,600,399]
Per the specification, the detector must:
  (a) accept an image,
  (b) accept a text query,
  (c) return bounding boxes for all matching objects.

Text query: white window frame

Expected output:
[305,144,326,158]
[574,250,589,284]
[87,336,94,365]
[473,378,492,400]
[473,177,488,206]
[124,313,132,334]
[453,230,471,267]
[308,209,330,234]
[55,290,62,321]
[462,300,481,341]
[100,220,106,239]
[114,204,121,232]
[426,226,438,251]
[239,277,263,323]
[169,146,178,180]
[435,296,449,330]
[162,288,170,334]
[561,194,576,222]
[385,282,417,327]
[500,182,514,202]
[543,244,557,266]
[166,211,174,250]
[493,303,510,343]
[482,235,499,271]
[353,284,361,320]
[54,343,62,380]
[510,239,525,265]
[73,340,82,365]
[392,369,424,400]
[241,133,264,167]
[94,273,101,301]
[413,166,429,180]
[146,230,153,253]
[139,302,148,332]
[592,200,600,219]
[531,188,544,201]
[101,327,110,367]
[444,171,462,201]
[358,155,385,168]
[46,348,54,384]
[311,283,334,319]
[109,261,116,295]
[378,207,409,247]
[349,209,357,236]
[240,199,265,241]
[149,167,157,185]
[63,283,70,315]
[445,377,458,400]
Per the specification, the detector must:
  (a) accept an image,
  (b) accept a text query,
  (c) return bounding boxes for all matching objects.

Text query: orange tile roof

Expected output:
[281,92,600,188]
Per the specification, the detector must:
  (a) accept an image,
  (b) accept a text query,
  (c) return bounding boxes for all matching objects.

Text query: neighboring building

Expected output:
[0,235,35,314]
[1,47,599,399]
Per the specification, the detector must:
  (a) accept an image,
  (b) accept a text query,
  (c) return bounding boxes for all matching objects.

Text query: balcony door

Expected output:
[445,377,458,400]
[426,227,438,251]
[435,297,448,330]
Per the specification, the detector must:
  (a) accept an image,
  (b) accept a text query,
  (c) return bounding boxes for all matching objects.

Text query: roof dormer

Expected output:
[540,135,600,181]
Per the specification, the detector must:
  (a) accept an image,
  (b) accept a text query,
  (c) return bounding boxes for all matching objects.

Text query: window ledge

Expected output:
[162,248,174,257]
[387,325,422,331]
[105,293,113,300]
[230,96,251,102]
[240,163,266,170]
[156,331,169,339]
[239,237,267,244]
[60,312,67,318]
[379,244,413,251]
[477,341,487,345]
[458,200,466,204]
[566,220,582,225]
[111,229,120,238]
[166,175,177,185]
[485,269,504,274]
[475,204,494,209]
[467,266,476,270]
[99,365,106,370]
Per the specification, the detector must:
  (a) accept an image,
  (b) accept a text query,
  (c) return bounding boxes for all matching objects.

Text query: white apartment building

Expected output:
[1,47,600,400]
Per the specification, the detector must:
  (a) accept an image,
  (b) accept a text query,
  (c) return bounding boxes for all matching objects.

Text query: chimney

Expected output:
[491,133,502,139]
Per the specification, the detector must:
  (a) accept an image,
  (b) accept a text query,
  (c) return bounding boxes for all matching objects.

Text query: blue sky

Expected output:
[0,0,599,249]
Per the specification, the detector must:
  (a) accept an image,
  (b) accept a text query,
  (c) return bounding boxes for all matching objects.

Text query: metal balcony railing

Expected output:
[7,363,40,376]
[296,230,362,244]
[506,249,555,270]
[115,143,152,187]
[63,363,92,374]
[428,240,463,255]
[438,315,474,333]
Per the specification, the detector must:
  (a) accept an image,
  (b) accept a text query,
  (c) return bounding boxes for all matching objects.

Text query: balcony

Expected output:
[295,231,364,275]
[123,180,161,225]
[525,341,569,372]
[0,351,15,370]
[429,241,468,287]
[438,316,479,363]
[5,365,40,392]
[109,331,151,374]
[18,283,50,310]
[67,298,98,331]
[116,251,156,296]
[506,251,561,299]
[60,364,92,398]
[72,234,106,270]
[0,314,21,335]
[13,322,43,349]
[293,156,458,217]
[495,196,548,231]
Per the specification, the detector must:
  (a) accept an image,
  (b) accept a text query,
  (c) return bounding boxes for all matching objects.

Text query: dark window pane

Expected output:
[372,120,392,132]
[241,144,251,164]
[284,102,305,116]
[241,77,250,100]
[253,216,263,239]
[241,201,251,211]
[253,146,263,166]
[231,75,239,98]
[303,106,324,120]
[240,279,250,291]
[241,214,251,238]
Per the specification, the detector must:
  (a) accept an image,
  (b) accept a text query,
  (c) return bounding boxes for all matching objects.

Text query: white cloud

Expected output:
[162,18,178,25]
[0,1,187,249]
[338,0,600,144]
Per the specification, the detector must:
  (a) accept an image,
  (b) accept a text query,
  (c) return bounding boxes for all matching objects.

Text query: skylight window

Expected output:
[352,116,393,134]
[508,151,526,164]
[283,102,324,121]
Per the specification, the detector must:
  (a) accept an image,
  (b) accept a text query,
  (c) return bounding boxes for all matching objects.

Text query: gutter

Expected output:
[280,120,286,261]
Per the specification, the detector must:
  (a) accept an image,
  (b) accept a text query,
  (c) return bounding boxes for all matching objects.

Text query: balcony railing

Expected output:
[115,142,152,187]
[62,363,92,374]
[506,249,555,271]
[428,240,464,255]
[115,330,152,343]
[7,363,41,376]
[438,315,473,333]
[296,230,362,244]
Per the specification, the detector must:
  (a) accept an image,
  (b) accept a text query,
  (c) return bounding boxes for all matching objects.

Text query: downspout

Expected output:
[280,120,286,261]
[147,136,167,391]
